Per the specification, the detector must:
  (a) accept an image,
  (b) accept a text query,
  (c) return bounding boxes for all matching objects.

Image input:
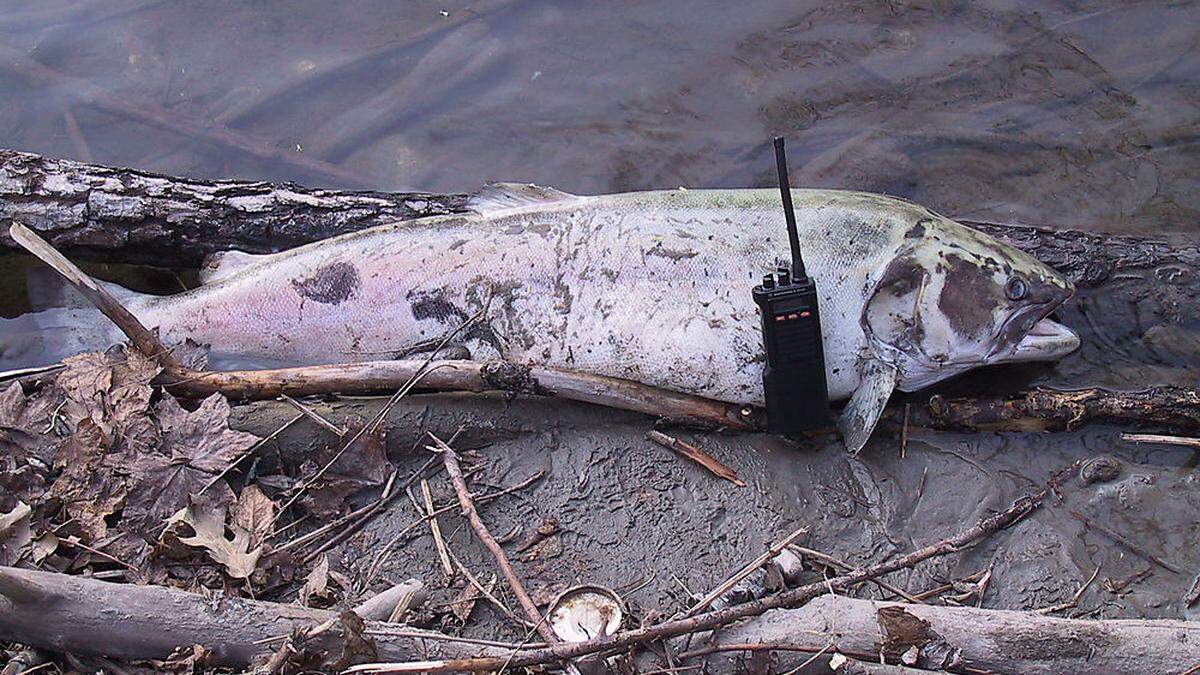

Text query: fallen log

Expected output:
[0,148,464,266]
[690,594,1200,675]
[0,566,505,668]
[3,150,1198,292]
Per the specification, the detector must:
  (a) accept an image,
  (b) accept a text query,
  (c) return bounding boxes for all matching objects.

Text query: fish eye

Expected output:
[1004,278,1028,301]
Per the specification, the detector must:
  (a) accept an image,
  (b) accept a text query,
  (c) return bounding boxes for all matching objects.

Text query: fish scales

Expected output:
[131,189,912,403]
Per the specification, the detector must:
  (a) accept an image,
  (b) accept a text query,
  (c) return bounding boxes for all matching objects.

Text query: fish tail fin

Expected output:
[0,307,125,373]
[4,223,148,370]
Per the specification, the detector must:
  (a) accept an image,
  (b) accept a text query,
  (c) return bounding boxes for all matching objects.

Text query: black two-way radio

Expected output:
[752,137,829,434]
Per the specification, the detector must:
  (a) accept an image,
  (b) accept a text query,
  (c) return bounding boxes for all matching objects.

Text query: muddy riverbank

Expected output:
[228,392,1200,646]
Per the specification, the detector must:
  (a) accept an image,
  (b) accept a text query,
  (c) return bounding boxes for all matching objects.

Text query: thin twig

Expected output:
[199,413,303,496]
[1121,433,1200,449]
[646,430,746,487]
[447,550,532,629]
[789,546,924,603]
[281,394,343,435]
[1035,566,1101,614]
[421,477,454,578]
[431,433,561,649]
[1070,510,1183,574]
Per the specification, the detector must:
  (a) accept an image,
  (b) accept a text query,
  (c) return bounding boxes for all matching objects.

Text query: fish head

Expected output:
[862,216,1079,391]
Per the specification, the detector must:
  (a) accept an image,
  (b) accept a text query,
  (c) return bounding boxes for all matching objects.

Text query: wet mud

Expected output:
[231,392,1199,646]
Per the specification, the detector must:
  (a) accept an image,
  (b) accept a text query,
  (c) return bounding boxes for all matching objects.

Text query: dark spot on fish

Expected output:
[876,254,924,297]
[291,261,360,305]
[864,253,927,352]
[646,244,698,261]
[905,218,934,239]
[408,290,470,323]
[938,253,996,338]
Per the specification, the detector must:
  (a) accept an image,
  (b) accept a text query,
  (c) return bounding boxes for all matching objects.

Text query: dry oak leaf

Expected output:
[168,498,262,579]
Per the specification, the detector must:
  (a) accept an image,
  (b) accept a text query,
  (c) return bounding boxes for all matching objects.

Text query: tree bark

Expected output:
[0,148,466,267]
[3,149,1198,289]
[694,594,1200,675]
[0,566,504,668]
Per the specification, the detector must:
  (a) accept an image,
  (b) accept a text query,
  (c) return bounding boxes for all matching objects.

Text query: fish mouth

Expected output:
[1003,316,1080,363]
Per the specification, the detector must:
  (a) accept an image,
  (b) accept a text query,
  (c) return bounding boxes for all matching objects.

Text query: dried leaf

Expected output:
[299,555,332,607]
[301,421,392,518]
[47,418,127,541]
[168,499,262,579]
[231,485,274,549]
[153,644,213,674]
[57,347,159,445]
[0,501,33,566]
[0,381,62,463]
[122,394,257,529]
[31,531,58,564]
[157,395,260,473]
[332,610,376,670]
[122,453,234,530]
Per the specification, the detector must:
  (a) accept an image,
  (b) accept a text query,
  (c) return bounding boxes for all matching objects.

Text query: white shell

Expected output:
[548,585,625,642]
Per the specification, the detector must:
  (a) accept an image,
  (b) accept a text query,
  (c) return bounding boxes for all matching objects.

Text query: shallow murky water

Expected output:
[1,1,1197,233]
[1,0,1197,624]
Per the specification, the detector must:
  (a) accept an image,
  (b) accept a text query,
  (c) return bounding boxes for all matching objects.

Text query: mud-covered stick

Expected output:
[1069,509,1184,575]
[430,433,562,649]
[7,222,182,370]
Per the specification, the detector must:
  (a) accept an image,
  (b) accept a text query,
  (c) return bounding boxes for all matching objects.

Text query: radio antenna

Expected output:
[772,136,806,279]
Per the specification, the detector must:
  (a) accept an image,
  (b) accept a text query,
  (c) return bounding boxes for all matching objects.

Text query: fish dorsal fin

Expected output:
[838,358,899,455]
[466,182,580,216]
[199,250,265,284]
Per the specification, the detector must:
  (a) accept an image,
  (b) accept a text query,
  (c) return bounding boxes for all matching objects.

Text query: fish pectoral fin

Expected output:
[838,359,899,455]
[467,182,581,216]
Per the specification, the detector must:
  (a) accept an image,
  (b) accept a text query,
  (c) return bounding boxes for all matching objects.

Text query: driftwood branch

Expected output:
[693,594,1200,675]
[910,386,1200,433]
[0,566,504,668]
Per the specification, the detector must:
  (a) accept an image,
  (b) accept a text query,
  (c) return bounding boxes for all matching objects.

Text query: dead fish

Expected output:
[10,185,1079,452]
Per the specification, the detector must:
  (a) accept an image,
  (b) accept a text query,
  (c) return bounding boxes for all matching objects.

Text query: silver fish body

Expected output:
[19,185,1080,450]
